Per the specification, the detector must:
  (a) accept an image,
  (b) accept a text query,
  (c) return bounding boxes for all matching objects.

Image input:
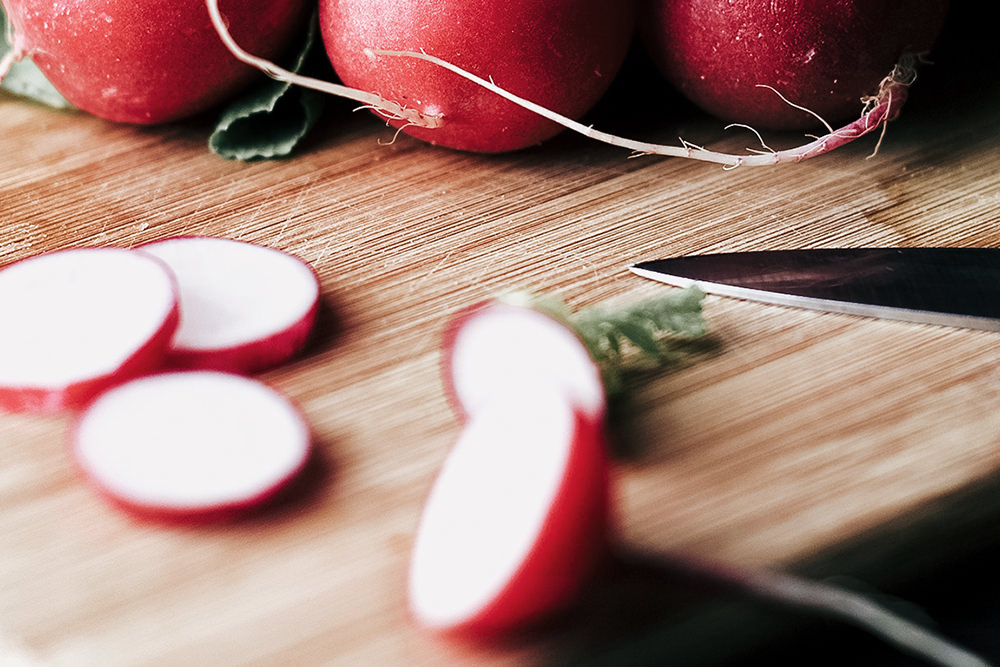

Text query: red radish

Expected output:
[0,247,178,413]
[441,300,606,423]
[72,370,311,519]
[408,384,610,634]
[317,0,636,153]
[639,0,950,131]
[0,0,308,123]
[138,236,320,375]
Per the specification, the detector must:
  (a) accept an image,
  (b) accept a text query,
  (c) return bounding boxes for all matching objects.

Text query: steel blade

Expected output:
[630,248,1000,331]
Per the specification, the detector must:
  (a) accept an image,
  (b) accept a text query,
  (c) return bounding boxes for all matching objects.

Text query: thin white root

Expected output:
[744,569,991,667]
[755,84,835,134]
[203,0,442,129]
[369,48,916,168]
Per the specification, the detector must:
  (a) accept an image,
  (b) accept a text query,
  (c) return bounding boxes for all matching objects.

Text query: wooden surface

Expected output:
[2,11,999,666]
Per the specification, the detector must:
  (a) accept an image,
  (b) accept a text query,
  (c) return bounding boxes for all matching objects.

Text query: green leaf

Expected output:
[209,13,328,161]
[1,6,74,110]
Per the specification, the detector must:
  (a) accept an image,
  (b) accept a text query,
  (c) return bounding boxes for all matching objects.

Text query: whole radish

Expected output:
[639,0,950,130]
[317,0,636,153]
[0,0,309,123]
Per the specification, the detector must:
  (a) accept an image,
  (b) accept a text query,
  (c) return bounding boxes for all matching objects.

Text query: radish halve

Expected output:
[442,302,606,423]
[0,248,179,413]
[139,236,320,374]
[408,385,610,634]
[72,370,311,519]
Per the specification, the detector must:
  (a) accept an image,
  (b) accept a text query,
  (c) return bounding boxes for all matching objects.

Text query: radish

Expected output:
[411,289,704,633]
[72,370,311,519]
[138,236,320,374]
[0,0,309,123]
[442,300,607,424]
[408,384,610,634]
[412,292,988,664]
[316,0,637,153]
[639,0,950,131]
[0,247,179,413]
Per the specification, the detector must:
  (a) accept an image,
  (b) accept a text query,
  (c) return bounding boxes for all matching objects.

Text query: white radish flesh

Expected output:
[0,247,179,413]
[138,236,320,374]
[408,385,609,634]
[443,303,605,423]
[72,370,311,519]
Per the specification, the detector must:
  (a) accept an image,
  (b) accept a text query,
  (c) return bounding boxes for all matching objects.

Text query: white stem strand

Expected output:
[744,569,991,667]
[203,0,441,129]
[368,48,910,168]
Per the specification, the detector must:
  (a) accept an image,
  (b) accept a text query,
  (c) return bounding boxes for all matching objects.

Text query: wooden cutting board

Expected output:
[2,13,999,665]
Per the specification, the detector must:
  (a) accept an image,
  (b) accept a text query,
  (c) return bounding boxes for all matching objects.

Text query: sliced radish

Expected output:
[138,236,320,374]
[442,302,606,423]
[72,370,311,519]
[0,247,179,413]
[408,384,610,634]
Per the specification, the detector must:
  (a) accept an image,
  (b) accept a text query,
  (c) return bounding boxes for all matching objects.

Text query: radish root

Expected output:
[369,48,919,168]
[203,0,442,129]
[743,568,989,667]
[638,552,990,667]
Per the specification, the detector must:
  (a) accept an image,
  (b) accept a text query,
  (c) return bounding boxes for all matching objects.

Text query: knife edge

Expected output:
[628,262,1000,332]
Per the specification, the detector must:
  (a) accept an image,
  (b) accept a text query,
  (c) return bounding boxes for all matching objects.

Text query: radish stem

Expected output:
[743,568,990,667]
[638,552,990,667]
[366,49,917,168]
[204,0,442,129]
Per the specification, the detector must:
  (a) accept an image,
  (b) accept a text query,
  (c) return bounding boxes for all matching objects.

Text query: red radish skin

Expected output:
[639,0,950,130]
[441,301,606,424]
[72,371,311,521]
[138,236,320,374]
[408,386,610,635]
[0,248,179,413]
[0,0,309,123]
[316,0,636,153]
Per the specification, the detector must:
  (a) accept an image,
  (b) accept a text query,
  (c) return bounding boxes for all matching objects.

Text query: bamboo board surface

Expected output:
[1,10,999,665]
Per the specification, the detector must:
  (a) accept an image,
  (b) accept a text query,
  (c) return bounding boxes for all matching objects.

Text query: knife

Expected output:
[629,247,1000,332]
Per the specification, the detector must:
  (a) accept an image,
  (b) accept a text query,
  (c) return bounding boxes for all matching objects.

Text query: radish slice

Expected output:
[442,302,606,423]
[72,370,311,519]
[0,248,179,413]
[408,385,609,634]
[138,236,320,374]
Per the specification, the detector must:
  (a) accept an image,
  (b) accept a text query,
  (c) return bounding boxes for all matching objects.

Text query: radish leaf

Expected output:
[209,12,328,161]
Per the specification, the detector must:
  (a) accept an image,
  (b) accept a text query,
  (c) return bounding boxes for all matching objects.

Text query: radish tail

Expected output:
[369,48,916,169]
[742,568,990,667]
[203,0,441,129]
[641,553,990,667]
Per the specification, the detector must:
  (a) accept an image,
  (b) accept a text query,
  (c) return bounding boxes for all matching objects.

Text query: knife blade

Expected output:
[629,247,1000,331]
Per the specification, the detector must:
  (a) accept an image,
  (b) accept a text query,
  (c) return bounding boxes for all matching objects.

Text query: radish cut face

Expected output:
[444,304,605,422]
[72,371,311,518]
[0,248,179,413]
[408,386,609,633]
[139,237,320,374]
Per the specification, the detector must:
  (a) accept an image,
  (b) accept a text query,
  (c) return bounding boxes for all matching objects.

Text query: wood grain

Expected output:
[2,17,999,664]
